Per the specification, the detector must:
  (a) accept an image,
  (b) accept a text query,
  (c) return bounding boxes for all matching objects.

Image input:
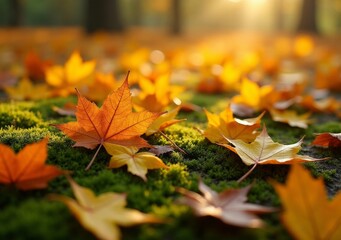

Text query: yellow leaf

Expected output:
[50,177,160,240]
[146,107,184,136]
[46,51,95,96]
[224,126,320,166]
[270,109,312,129]
[5,78,50,100]
[204,107,264,144]
[272,164,341,240]
[104,143,168,181]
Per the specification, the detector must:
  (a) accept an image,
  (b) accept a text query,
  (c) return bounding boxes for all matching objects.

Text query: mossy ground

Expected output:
[0,93,340,240]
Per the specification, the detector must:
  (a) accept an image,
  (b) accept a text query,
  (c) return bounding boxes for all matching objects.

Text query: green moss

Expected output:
[0,104,44,128]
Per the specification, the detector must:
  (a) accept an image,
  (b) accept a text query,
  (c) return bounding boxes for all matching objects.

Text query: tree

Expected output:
[297,0,318,33]
[8,0,22,26]
[85,0,124,33]
[170,0,181,34]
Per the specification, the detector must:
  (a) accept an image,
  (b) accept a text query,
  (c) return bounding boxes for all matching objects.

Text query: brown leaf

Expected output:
[178,179,275,228]
[312,133,341,148]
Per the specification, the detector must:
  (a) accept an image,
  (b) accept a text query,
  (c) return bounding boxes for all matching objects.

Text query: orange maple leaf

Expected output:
[24,51,52,81]
[0,138,63,190]
[54,74,162,170]
[312,133,341,148]
[272,164,341,240]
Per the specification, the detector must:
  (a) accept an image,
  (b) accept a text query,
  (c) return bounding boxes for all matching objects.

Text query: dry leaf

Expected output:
[149,145,174,156]
[24,51,52,81]
[223,126,323,182]
[272,164,341,240]
[52,102,77,116]
[0,138,63,190]
[177,179,275,228]
[54,75,161,170]
[104,143,168,181]
[231,78,276,112]
[298,95,340,113]
[204,107,264,144]
[5,78,50,100]
[145,107,184,136]
[50,177,160,240]
[270,109,312,129]
[46,51,95,97]
[312,133,341,148]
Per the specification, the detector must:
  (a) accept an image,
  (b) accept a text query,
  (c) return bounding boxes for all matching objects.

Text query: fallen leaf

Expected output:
[231,78,276,112]
[5,78,51,100]
[104,143,168,181]
[52,102,77,116]
[145,107,185,136]
[298,95,340,114]
[204,107,264,144]
[46,51,95,97]
[149,145,174,156]
[24,51,52,81]
[0,138,63,190]
[312,133,341,148]
[54,74,161,170]
[272,163,341,240]
[270,109,312,129]
[177,179,275,228]
[223,126,323,182]
[50,177,160,240]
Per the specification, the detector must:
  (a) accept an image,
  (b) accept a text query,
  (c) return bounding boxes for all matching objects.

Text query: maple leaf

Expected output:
[204,107,264,144]
[231,78,277,113]
[145,107,184,136]
[82,72,122,102]
[312,133,341,148]
[104,143,168,181]
[272,163,341,240]
[0,138,63,190]
[223,126,323,182]
[46,51,95,97]
[50,177,161,240]
[24,51,52,81]
[270,109,312,129]
[133,74,184,112]
[53,74,161,170]
[5,78,50,100]
[298,95,340,114]
[177,179,275,228]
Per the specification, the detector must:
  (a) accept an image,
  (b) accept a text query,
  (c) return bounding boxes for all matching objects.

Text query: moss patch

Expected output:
[0,96,340,240]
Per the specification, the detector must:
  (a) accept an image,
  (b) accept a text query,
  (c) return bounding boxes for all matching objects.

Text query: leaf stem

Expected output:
[85,143,103,171]
[159,131,187,154]
[237,163,258,183]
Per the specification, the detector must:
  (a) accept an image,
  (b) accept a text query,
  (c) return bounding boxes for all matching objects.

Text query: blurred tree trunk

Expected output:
[8,0,22,26]
[85,0,124,33]
[131,0,142,26]
[170,0,181,34]
[297,0,318,33]
[275,0,284,31]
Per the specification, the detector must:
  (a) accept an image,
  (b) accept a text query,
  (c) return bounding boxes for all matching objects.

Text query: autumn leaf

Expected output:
[145,107,184,136]
[223,126,323,182]
[104,143,168,181]
[5,78,50,100]
[269,109,312,129]
[272,163,341,240]
[50,177,161,240]
[82,72,122,102]
[24,51,52,81]
[52,102,77,116]
[133,74,184,112]
[53,74,161,170]
[298,95,340,114]
[149,145,174,156]
[312,133,341,148]
[177,179,275,228]
[204,107,264,144]
[46,51,95,97]
[231,78,277,113]
[0,138,63,190]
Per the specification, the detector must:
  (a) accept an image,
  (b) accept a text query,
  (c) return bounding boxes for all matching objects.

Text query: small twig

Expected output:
[159,131,187,155]
[85,143,103,171]
[237,163,258,183]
